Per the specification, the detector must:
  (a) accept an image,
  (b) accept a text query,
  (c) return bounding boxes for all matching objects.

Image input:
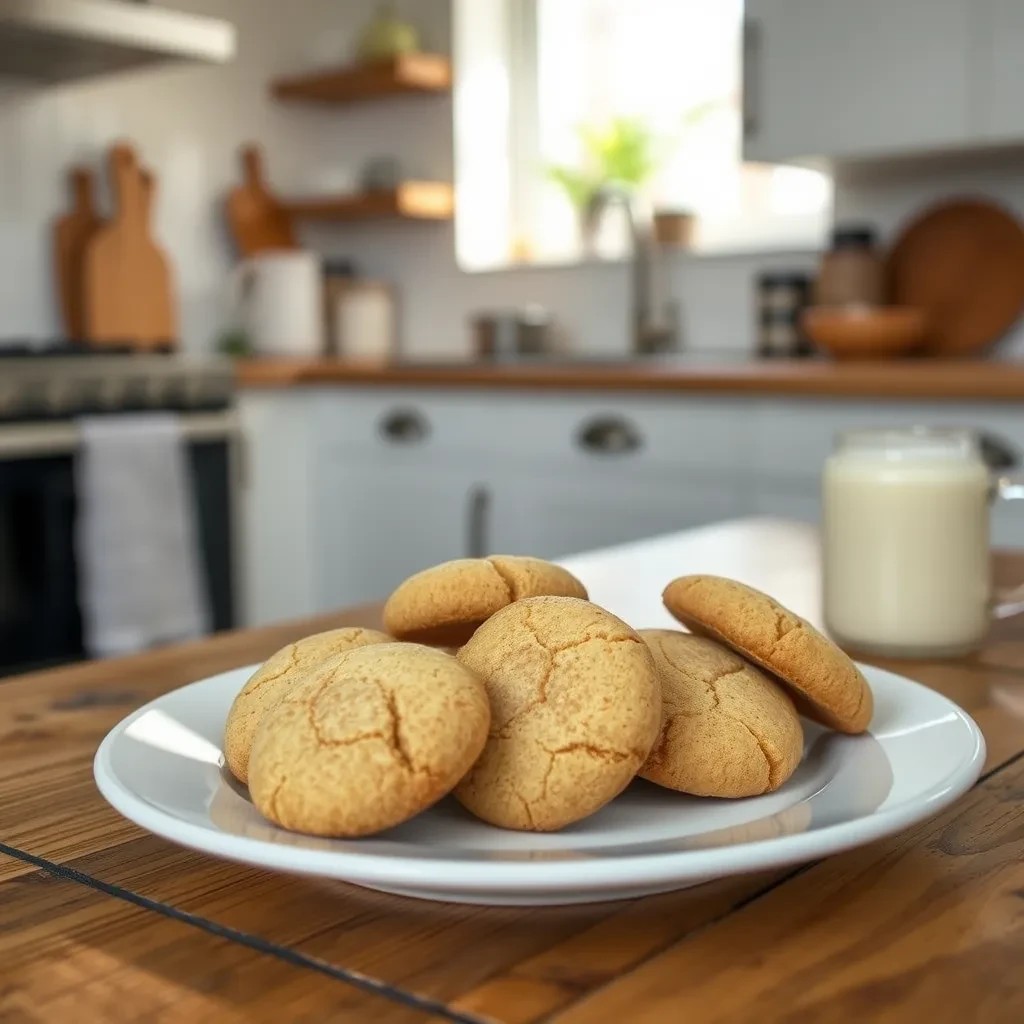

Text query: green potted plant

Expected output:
[546,102,722,253]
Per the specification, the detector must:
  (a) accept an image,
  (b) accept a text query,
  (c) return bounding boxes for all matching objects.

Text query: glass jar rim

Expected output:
[835,426,980,461]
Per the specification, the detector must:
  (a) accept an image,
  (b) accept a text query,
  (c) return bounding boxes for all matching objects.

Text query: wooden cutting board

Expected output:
[887,198,1024,357]
[53,167,102,339]
[83,143,177,349]
[225,144,297,256]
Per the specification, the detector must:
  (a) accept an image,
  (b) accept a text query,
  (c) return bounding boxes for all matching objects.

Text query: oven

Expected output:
[0,350,238,677]
[0,412,237,676]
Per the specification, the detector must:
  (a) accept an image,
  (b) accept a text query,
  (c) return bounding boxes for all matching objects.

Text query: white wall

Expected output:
[13,1,1022,360]
[0,0,813,358]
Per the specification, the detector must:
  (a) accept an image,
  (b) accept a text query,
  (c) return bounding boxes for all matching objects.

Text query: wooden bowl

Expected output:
[801,306,927,360]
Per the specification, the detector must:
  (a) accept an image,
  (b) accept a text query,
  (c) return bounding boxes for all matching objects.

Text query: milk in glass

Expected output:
[823,429,990,657]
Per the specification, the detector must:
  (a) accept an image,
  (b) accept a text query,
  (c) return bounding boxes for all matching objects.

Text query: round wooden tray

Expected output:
[886,198,1024,357]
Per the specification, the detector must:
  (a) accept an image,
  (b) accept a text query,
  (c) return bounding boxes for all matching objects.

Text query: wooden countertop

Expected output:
[236,356,1024,401]
[4,519,1024,1021]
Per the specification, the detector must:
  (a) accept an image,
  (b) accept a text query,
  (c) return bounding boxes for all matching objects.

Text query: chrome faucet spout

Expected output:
[584,185,678,355]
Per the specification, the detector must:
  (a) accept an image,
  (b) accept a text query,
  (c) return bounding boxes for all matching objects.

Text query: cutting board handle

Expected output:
[241,144,266,186]
[109,143,145,221]
[140,168,155,221]
[68,167,95,212]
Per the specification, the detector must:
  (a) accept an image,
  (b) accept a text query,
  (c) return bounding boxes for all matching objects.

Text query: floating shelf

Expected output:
[271,52,451,105]
[284,182,454,222]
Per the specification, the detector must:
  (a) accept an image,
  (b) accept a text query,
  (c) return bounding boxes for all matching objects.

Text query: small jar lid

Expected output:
[756,271,812,288]
[829,225,878,249]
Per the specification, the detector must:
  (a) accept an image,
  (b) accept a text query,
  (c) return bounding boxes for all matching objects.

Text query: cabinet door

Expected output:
[313,458,482,610]
[972,0,1024,141]
[490,469,741,560]
[744,0,971,162]
[238,393,318,626]
[750,486,820,525]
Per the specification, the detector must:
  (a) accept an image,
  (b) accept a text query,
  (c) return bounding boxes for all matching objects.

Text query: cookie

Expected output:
[223,626,391,784]
[638,630,803,797]
[248,643,490,837]
[382,555,588,646]
[455,596,661,831]
[662,575,873,734]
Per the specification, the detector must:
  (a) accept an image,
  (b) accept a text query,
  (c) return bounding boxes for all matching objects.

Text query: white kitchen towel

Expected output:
[74,413,209,658]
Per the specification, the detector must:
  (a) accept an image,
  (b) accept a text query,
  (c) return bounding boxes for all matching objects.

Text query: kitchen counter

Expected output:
[3,518,1024,1022]
[236,356,1024,401]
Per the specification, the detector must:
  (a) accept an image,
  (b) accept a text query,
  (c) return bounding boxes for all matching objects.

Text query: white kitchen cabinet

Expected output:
[240,385,1024,624]
[483,397,746,556]
[750,486,819,525]
[743,0,972,163]
[973,0,1024,142]
[310,392,496,609]
[238,391,318,626]
[489,470,741,560]
[746,398,1024,548]
[312,456,481,608]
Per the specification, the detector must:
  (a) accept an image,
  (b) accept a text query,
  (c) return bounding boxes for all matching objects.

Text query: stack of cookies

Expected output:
[223,556,873,838]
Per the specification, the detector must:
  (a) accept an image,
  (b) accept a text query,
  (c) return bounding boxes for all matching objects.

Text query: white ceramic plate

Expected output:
[94,663,984,905]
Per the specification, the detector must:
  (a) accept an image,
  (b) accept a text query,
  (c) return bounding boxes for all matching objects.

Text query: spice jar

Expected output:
[756,271,813,358]
[814,226,885,307]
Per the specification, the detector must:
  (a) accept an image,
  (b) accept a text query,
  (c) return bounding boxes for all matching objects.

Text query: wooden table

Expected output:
[3,520,1024,1023]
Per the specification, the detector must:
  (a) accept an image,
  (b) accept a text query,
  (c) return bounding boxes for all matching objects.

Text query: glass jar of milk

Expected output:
[823,427,997,657]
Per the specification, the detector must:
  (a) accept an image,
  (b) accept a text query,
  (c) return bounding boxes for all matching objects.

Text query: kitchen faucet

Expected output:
[584,184,679,355]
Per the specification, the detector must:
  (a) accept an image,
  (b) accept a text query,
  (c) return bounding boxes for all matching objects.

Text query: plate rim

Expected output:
[93,664,986,896]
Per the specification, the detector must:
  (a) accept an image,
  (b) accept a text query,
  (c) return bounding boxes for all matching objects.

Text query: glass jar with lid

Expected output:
[814,225,885,308]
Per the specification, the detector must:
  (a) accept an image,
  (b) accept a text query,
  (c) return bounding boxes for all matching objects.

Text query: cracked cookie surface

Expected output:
[639,630,803,797]
[455,596,661,832]
[223,626,391,784]
[662,575,873,734]
[248,643,490,837]
[382,556,587,646]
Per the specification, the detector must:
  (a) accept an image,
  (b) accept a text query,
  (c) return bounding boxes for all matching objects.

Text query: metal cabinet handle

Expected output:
[379,408,429,444]
[979,431,1021,472]
[577,416,644,455]
[466,484,490,558]
[742,18,761,140]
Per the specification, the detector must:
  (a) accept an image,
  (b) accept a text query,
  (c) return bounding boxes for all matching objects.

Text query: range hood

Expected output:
[0,0,235,83]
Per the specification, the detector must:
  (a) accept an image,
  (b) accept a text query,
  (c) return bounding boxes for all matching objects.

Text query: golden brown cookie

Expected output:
[638,630,803,797]
[223,626,391,784]
[382,555,588,646]
[662,575,873,734]
[248,643,490,837]
[455,596,661,832]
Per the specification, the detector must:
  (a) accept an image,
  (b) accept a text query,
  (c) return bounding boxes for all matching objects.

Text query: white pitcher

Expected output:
[230,250,323,357]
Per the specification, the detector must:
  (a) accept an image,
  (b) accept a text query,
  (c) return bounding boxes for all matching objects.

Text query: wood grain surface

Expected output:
[284,182,454,222]
[0,864,443,1024]
[888,198,1024,357]
[83,143,176,349]
[2,539,1024,1022]
[224,145,297,258]
[271,52,451,104]
[234,356,1024,401]
[52,166,101,339]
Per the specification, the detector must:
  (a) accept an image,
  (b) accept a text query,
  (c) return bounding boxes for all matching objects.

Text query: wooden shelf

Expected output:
[271,53,451,105]
[283,182,453,222]
[235,357,1024,402]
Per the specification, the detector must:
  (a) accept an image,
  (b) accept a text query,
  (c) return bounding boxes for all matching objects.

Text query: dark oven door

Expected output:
[0,415,236,677]
[0,453,81,673]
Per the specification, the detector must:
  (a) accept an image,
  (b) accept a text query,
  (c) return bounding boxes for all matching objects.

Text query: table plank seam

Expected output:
[0,839,491,1024]
[976,745,1024,784]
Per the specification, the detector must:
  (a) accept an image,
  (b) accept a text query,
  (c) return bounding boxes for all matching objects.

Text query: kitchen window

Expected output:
[454,0,832,271]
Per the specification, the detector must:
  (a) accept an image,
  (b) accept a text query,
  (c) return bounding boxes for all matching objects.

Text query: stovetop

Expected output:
[0,339,174,358]
[0,341,234,422]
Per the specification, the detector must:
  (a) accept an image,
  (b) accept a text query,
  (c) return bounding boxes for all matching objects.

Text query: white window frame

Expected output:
[453,0,830,272]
